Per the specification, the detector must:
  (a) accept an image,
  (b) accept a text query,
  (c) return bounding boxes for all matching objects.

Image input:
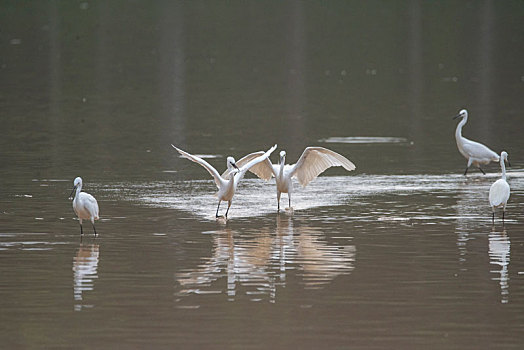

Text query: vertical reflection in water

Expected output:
[175,215,355,304]
[455,182,485,268]
[488,227,510,304]
[158,2,186,147]
[284,0,306,154]
[48,0,62,167]
[407,0,422,151]
[225,228,238,301]
[95,1,113,154]
[294,221,356,290]
[73,243,100,311]
[477,0,494,138]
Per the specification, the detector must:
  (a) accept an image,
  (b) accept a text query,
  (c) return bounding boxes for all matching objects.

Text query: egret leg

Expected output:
[216,201,221,218]
[478,167,486,175]
[277,192,281,212]
[288,193,291,209]
[492,212,495,223]
[92,224,97,236]
[463,167,469,176]
[80,224,83,235]
[502,210,505,222]
[225,201,232,218]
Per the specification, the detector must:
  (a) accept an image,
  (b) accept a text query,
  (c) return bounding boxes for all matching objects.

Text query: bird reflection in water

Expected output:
[488,226,510,304]
[455,180,487,267]
[73,243,99,311]
[175,215,355,303]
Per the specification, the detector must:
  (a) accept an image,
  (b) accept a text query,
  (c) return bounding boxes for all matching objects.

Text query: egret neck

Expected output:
[500,155,507,181]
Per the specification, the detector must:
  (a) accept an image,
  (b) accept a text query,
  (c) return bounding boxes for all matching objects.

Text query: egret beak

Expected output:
[232,163,239,170]
[69,186,77,200]
[453,114,462,120]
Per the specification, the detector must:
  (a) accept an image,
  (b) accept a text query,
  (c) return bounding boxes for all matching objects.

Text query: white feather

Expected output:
[454,109,499,173]
[246,146,356,210]
[489,179,510,208]
[172,144,277,217]
[290,147,356,187]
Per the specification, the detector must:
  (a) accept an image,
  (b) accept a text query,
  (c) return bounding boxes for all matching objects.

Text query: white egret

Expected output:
[69,177,100,235]
[489,151,511,222]
[172,144,277,218]
[453,109,499,175]
[245,147,356,211]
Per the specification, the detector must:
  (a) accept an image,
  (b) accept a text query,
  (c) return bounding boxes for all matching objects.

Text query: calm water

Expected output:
[2,1,524,349]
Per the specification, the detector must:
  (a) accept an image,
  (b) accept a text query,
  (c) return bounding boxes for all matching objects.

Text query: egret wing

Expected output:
[489,179,510,207]
[78,192,100,220]
[222,151,275,180]
[172,145,223,189]
[237,144,277,181]
[289,147,356,187]
[462,139,499,161]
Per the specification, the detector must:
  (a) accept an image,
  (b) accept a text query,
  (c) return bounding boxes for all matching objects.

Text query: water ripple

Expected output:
[174,216,355,302]
[98,171,524,221]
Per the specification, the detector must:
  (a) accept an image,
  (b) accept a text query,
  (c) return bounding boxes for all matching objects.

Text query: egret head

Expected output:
[453,109,468,120]
[501,151,511,166]
[279,150,286,164]
[70,177,82,200]
[73,177,82,187]
[226,156,239,172]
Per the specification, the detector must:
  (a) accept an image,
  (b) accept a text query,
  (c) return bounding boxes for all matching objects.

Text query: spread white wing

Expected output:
[236,144,277,182]
[221,151,275,181]
[289,147,356,187]
[172,145,223,189]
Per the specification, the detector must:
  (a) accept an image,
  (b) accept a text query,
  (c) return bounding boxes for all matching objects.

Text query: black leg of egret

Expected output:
[277,192,281,212]
[492,212,495,223]
[225,201,231,218]
[80,224,84,235]
[464,167,469,176]
[479,167,486,175]
[93,224,97,236]
[502,211,505,222]
[216,201,221,218]
[288,195,291,209]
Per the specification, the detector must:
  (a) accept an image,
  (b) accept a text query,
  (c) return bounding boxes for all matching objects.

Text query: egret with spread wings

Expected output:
[172,144,277,218]
[241,147,356,211]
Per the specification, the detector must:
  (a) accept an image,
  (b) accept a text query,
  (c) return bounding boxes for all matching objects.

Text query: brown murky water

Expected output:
[1,1,524,349]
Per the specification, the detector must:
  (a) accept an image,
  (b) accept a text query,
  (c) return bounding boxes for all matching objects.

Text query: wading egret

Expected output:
[489,151,511,222]
[172,144,277,218]
[453,109,499,175]
[69,177,99,235]
[246,147,356,211]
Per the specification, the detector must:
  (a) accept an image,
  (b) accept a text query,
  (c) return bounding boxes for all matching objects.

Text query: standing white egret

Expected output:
[453,109,499,175]
[489,151,511,222]
[69,177,100,236]
[172,144,277,218]
[245,147,356,211]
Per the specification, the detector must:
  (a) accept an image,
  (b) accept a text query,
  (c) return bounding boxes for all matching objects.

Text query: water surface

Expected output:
[1,1,524,349]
